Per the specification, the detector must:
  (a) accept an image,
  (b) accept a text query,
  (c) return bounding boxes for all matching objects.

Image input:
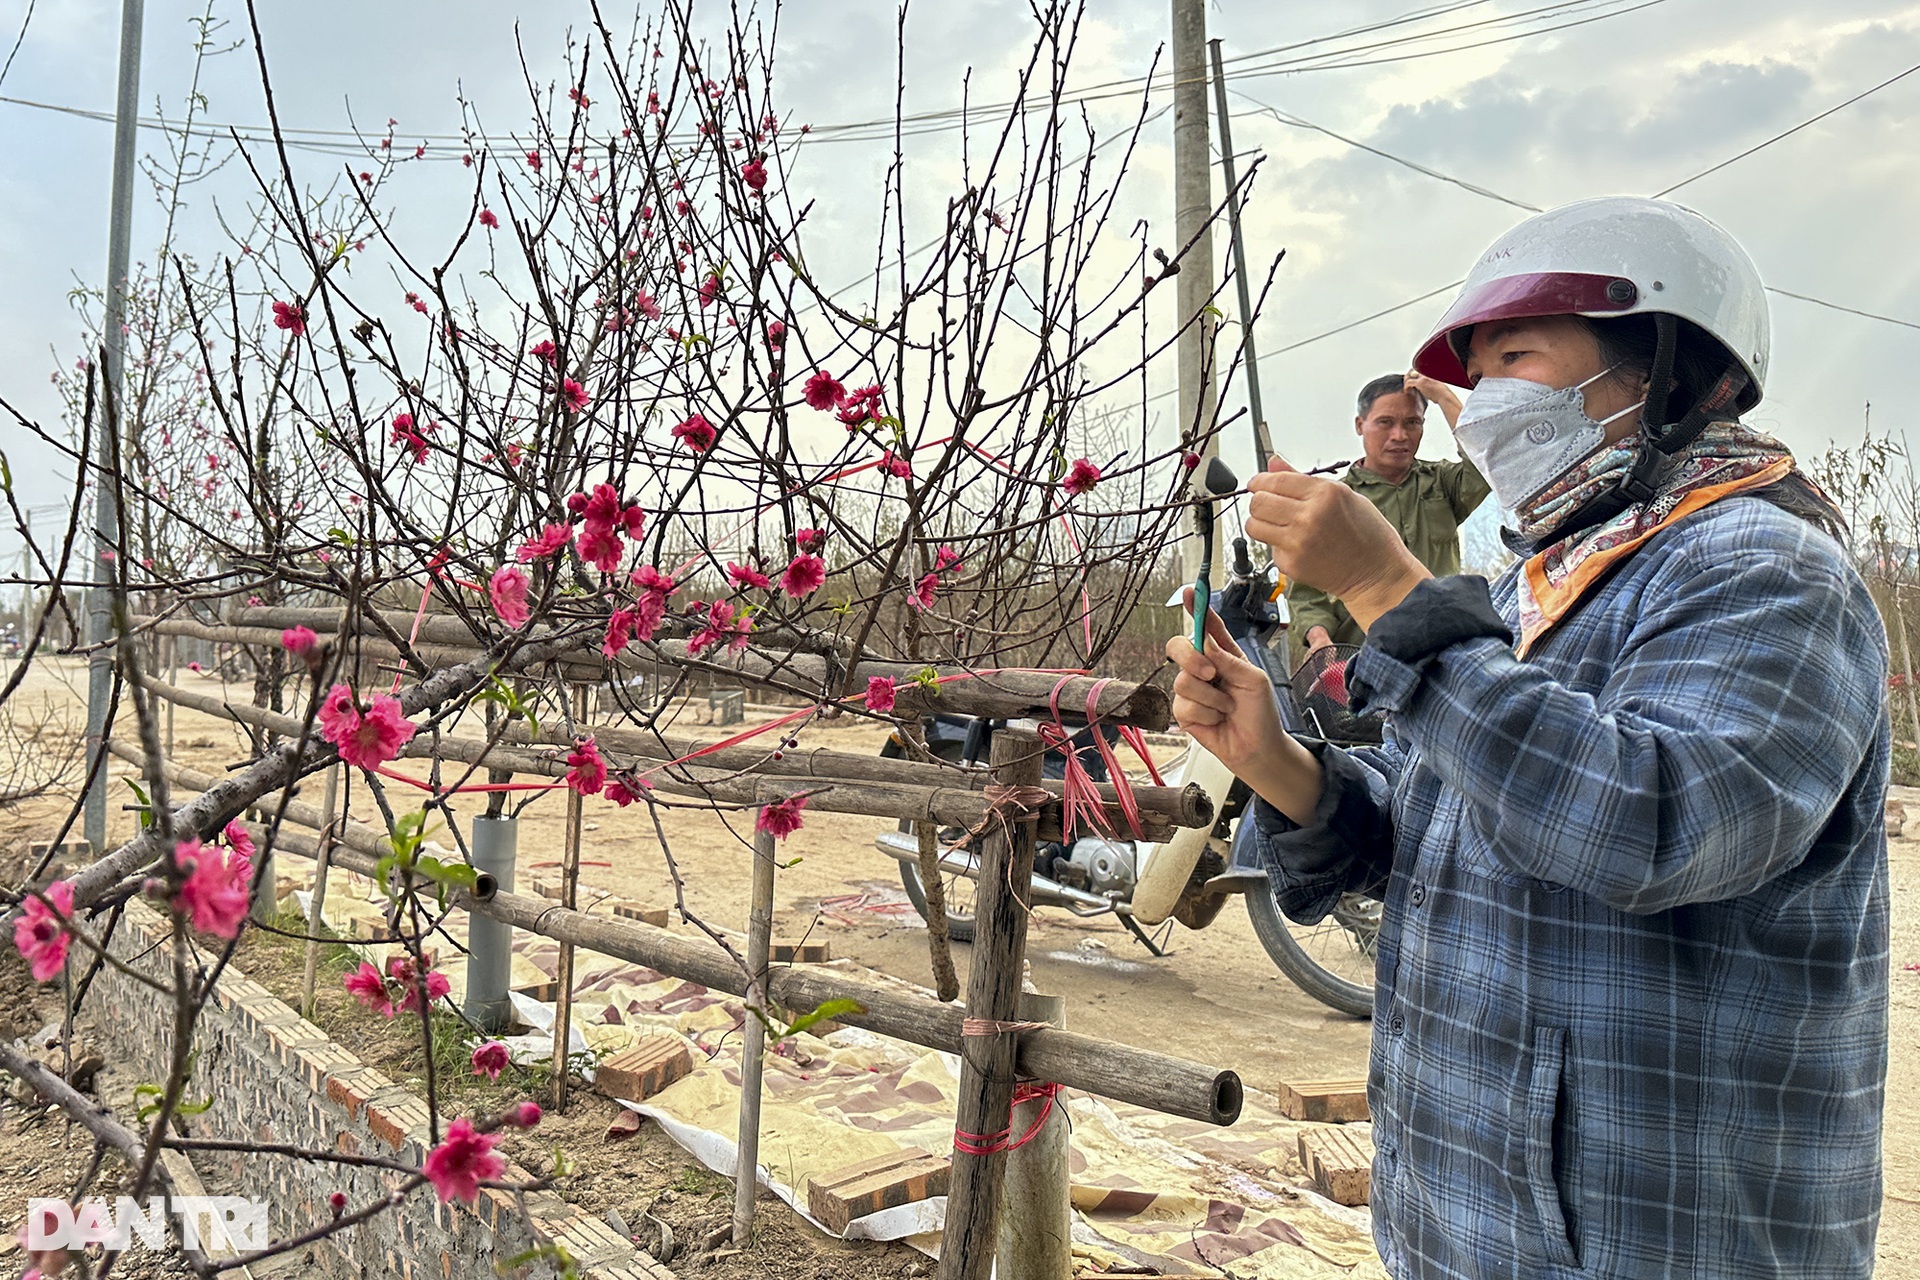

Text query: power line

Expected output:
[1229,92,1542,212]
[1765,286,1920,333]
[1652,58,1920,198]
[1268,280,1467,355]
[0,0,1658,158]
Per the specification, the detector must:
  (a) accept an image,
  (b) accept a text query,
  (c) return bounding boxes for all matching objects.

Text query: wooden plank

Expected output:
[1299,1127,1374,1207]
[772,940,832,963]
[1275,1077,1369,1123]
[807,1148,951,1234]
[594,1036,695,1103]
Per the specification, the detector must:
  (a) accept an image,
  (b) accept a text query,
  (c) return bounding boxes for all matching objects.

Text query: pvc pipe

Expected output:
[463,815,518,1032]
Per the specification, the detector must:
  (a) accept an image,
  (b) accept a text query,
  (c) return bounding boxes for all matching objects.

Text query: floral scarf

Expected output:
[1510,422,1831,655]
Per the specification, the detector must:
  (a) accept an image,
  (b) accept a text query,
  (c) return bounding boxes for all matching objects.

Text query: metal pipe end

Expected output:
[1212,1071,1244,1125]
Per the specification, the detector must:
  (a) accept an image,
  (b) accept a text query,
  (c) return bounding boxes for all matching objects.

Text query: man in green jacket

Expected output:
[1286,372,1490,668]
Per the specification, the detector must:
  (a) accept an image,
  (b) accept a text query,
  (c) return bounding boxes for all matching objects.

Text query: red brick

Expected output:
[593,1037,693,1103]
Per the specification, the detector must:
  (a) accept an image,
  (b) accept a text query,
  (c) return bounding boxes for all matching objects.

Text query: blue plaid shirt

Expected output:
[1252,496,1889,1278]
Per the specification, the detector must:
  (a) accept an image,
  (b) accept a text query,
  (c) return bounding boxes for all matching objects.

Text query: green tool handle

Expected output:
[1191,570,1211,650]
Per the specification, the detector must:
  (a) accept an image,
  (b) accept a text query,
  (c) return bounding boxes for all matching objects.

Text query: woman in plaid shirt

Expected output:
[1170,198,1887,1278]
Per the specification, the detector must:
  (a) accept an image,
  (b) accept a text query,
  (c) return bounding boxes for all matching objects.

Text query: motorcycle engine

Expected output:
[1053,836,1138,898]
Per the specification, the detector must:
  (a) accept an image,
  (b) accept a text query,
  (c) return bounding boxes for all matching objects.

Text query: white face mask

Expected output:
[1453,367,1644,515]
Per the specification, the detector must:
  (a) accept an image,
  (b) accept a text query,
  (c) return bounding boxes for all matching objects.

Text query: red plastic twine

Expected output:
[1035,677,1145,842]
[952,1017,1064,1156]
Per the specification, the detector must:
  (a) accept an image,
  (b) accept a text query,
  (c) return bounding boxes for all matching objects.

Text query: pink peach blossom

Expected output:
[1062,457,1102,496]
[778,553,827,598]
[471,1041,510,1081]
[728,561,772,591]
[344,962,392,1016]
[671,413,717,453]
[605,776,652,807]
[603,608,638,658]
[566,737,607,796]
[756,795,808,839]
[864,677,897,713]
[795,527,826,554]
[13,880,75,982]
[909,572,939,611]
[318,686,419,769]
[879,450,912,479]
[561,378,591,413]
[281,625,319,655]
[175,839,250,939]
[423,1119,504,1204]
[516,523,573,562]
[741,157,768,191]
[478,209,499,229]
[765,320,786,348]
[222,820,256,867]
[803,370,846,411]
[687,599,735,657]
[530,339,559,366]
[271,300,306,336]
[489,567,531,628]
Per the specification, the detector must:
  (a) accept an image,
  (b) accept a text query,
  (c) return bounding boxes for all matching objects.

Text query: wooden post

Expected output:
[997,991,1070,1280]
[936,725,1045,1280]
[732,814,777,1245]
[299,764,340,1020]
[552,684,587,1110]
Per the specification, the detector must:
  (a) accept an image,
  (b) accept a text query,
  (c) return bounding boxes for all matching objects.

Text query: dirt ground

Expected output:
[2,653,1917,1275]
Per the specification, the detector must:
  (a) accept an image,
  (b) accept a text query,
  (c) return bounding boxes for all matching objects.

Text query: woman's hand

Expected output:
[1165,588,1285,775]
[1165,589,1325,825]
[1247,456,1431,631]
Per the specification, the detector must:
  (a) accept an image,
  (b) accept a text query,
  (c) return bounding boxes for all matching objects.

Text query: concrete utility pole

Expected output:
[83,0,147,853]
[1172,0,1219,584]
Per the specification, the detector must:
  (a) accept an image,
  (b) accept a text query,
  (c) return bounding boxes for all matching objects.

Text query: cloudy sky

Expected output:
[2,0,1917,573]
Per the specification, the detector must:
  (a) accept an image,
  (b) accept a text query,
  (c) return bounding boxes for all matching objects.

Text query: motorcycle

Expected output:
[873,537,1383,1018]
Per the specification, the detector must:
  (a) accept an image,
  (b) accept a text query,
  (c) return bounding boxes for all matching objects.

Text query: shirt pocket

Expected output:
[1525,1025,1583,1269]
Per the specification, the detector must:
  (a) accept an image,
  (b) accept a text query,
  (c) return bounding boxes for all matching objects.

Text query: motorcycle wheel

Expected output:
[888,739,980,942]
[1245,885,1379,1019]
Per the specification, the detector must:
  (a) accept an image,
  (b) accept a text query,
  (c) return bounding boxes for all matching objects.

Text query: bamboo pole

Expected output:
[732,815,777,1245]
[113,742,1244,1126]
[133,669,1207,840]
[552,685,587,1110]
[298,763,340,1020]
[998,992,1070,1280]
[938,726,1046,1280]
[166,609,1175,729]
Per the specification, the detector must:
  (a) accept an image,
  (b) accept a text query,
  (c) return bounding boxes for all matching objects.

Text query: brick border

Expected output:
[91,899,673,1279]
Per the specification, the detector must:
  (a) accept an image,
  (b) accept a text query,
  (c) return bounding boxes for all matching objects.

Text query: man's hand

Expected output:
[1248,456,1432,632]
[1404,370,1463,430]
[1165,588,1284,776]
[1305,625,1335,654]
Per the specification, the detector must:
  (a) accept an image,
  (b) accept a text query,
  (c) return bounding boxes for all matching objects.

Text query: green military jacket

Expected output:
[1284,456,1490,668]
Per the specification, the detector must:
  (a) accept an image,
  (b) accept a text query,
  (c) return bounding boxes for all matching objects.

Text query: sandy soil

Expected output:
[2,653,1916,1274]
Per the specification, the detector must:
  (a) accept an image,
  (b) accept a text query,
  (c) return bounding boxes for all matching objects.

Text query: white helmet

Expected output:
[1412,196,1768,412]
